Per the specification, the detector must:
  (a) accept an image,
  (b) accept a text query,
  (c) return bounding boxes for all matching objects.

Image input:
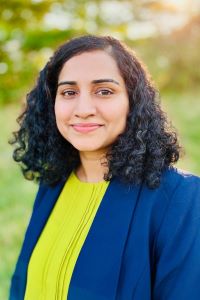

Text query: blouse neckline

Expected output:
[71,170,108,185]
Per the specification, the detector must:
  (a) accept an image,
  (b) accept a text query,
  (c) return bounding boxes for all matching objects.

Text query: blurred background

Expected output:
[0,0,200,298]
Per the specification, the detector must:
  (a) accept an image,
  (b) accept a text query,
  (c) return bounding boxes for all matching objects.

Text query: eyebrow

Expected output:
[57,78,120,87]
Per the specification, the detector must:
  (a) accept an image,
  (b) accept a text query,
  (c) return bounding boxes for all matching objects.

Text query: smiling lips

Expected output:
[71,123,103,133]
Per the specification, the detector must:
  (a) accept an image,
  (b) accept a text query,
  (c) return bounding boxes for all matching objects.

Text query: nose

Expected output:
[74,92,96,118]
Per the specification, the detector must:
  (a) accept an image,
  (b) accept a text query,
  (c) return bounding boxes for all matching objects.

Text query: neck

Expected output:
[75,150,109,183]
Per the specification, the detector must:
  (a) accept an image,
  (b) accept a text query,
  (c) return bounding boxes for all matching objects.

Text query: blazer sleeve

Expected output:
[152,174,200,300]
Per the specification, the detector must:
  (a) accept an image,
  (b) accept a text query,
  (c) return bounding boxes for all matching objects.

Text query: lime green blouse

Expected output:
[24,170,110,300]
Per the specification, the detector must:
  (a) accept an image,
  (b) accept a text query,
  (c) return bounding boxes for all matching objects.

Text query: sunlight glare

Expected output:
[163,0,189,11]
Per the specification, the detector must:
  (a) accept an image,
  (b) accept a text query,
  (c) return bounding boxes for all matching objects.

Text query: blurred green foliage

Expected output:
[1,0,200,105]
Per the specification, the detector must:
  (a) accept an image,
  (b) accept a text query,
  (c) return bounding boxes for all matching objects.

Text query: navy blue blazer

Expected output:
[9,167,200,300]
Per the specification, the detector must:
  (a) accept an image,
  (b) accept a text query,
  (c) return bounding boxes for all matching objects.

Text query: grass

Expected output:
[0,104,37,299]
[0,90,200,299]
[163,89,200,175]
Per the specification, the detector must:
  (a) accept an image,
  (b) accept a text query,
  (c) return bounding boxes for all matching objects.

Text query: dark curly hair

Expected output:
[9,34,181,189]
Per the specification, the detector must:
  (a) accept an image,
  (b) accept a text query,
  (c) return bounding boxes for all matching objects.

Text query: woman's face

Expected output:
[55,50,129,154]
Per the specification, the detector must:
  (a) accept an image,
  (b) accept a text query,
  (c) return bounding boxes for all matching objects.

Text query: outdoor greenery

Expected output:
[1,1,200,105]
[0,1,199,298]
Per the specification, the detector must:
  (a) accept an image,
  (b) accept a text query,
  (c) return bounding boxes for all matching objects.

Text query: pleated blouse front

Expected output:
[24,170,110,300]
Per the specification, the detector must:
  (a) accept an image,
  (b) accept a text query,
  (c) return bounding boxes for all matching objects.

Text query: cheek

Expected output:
[110,100,129,123]
[54,101,70,123]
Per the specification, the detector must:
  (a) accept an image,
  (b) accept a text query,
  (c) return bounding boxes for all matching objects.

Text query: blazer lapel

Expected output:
[67,177,142,300]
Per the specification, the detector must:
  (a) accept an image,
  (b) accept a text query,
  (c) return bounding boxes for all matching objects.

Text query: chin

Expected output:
[71,142,106,152]
[75,146,101,152]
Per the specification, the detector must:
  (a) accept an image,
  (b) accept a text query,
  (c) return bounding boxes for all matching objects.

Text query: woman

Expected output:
[9,35,200,300]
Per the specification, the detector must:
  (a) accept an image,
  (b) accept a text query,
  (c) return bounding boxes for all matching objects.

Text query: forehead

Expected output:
[58,50,123,82]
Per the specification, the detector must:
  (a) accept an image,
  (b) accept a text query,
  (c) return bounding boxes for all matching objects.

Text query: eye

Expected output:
[96,89,114,96]
[61,90,77,97]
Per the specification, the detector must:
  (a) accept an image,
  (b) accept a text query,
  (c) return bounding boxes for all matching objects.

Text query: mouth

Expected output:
[71,124,103,133]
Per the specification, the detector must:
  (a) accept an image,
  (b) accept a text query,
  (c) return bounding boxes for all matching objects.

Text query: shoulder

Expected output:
[159,167,200,209]
[161,167,200,194]
[32,182,49,211]
[138,167,200,248]
[139,166,200,214]
[155,166,200,223]
[160,166,200,201]
[153,167,200,252]
[32,180,65,211]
